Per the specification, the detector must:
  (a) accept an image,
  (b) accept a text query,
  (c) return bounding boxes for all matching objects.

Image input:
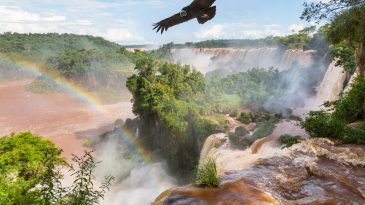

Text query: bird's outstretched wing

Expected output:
[153,12,195,34]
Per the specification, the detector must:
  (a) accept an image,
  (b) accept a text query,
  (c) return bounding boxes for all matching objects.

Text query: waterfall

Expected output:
[197,121,306,175]
[295,60,347,115]
[315,60,347,103]
[199,133,226,166]
[172,48,314,75]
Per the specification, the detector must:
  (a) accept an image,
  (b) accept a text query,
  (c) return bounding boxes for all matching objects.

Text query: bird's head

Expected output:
[180,9,187,17]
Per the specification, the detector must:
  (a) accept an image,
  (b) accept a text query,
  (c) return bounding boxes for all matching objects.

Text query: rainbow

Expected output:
[0,55,151,162]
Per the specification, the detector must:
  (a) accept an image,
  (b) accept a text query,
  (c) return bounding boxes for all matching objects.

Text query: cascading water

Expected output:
[295,60,347,115]
[315,60,347,103]
[154,139,365,205]
[153,48,365,205]
[172,48,314,74]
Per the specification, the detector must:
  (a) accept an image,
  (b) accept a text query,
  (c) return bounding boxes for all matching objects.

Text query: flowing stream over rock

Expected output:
[154,48,365,205]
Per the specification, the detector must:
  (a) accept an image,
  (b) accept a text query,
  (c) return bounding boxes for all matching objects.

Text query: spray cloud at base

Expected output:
[172,46,333,114]
[88,124,177,205]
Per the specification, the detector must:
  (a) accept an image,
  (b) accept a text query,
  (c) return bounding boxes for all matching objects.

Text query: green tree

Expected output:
[0,132,113,205]
[0,132,64,205]
[301,0,365,75]
[127,58,216,177]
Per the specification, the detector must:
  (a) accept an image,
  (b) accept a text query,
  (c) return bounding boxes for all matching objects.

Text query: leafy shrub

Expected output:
[62,152,114,205]
[0,132,64,204]
[237,111,278,124]
[127,59,216,176]
[235,126,248,136]
[332,77,365,122]
[229,110,238,118]
[237,112,254,124]
[228,132,240,148]
[0,132,113,205]
[194,159,219,188]
[343,122,365,144]
[251,117,278,140]
[330,44,356,74]
[302,77,365,143]
[279,134,302,148]
[301,110,346,139]
[229,127,252,149]
[206,68,283,108]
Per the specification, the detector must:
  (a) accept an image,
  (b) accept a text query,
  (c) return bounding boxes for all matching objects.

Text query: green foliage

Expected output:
[228,132,240,148]
[302,1,365,74]
[45,49,134,90]
[301,110,347,139]
[235,126,248,136]
[279,134,302,148]
[332,77,365,122]
[276,26,316,50]
[0,33,140,93]
[237,111,278,124]
[127,59,288,176]
[301,0,365,22]
[206,68,283,108]
[0,132,113,205]
[160,26,315,52]
[0,33,122,58]
[159,39,280,49]
[237,112,254,124]
[330,44,357,74]
[62,152,114,205]
[251,119,277,140]
[194,159,219,188]
[302,77,365,143]
[228,127,250,149]
[0,132,64,205]
[159,29,317,50]
[343,122,365,144]
[127,57,216,176]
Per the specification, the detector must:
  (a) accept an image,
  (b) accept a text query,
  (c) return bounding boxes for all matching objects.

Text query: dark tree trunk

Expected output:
[358,29,365,77]
[360,32,365,117]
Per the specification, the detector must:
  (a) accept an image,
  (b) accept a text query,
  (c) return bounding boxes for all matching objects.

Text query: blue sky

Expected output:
[0,0,318,45]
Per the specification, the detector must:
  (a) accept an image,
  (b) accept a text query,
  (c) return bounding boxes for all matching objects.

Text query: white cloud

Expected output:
[196,25,226,38]
[288,24,304,33]
[104,28,144,42]
[0,6,66,23]
[43,15,66,22]
[0,5,145,44]
[76,19,93,26]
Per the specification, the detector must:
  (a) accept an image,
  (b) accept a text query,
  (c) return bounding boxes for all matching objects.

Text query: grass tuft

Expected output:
[194,158,219,188]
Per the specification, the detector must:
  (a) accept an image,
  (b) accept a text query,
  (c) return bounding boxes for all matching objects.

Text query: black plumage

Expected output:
[153,0,217,34]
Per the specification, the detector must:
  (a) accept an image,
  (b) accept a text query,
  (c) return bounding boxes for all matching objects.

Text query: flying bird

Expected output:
[153,0,216,34]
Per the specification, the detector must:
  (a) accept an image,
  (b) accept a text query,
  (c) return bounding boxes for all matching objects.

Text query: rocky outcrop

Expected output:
[153,138,365,205]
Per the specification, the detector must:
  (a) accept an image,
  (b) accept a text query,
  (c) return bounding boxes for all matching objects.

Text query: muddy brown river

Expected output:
[0,79,134,158]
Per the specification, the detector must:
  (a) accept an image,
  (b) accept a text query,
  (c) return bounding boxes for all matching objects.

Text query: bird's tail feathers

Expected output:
[197,6,216,24]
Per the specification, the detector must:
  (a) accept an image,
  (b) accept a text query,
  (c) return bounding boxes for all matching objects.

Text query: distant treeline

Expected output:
[0,33,155,93]
[0,33,121,58]
[160,26,327,51]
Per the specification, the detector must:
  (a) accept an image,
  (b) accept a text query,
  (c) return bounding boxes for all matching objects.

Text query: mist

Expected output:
[91,126,176,205]
[172,47,331,113]
[102,163,176,205]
